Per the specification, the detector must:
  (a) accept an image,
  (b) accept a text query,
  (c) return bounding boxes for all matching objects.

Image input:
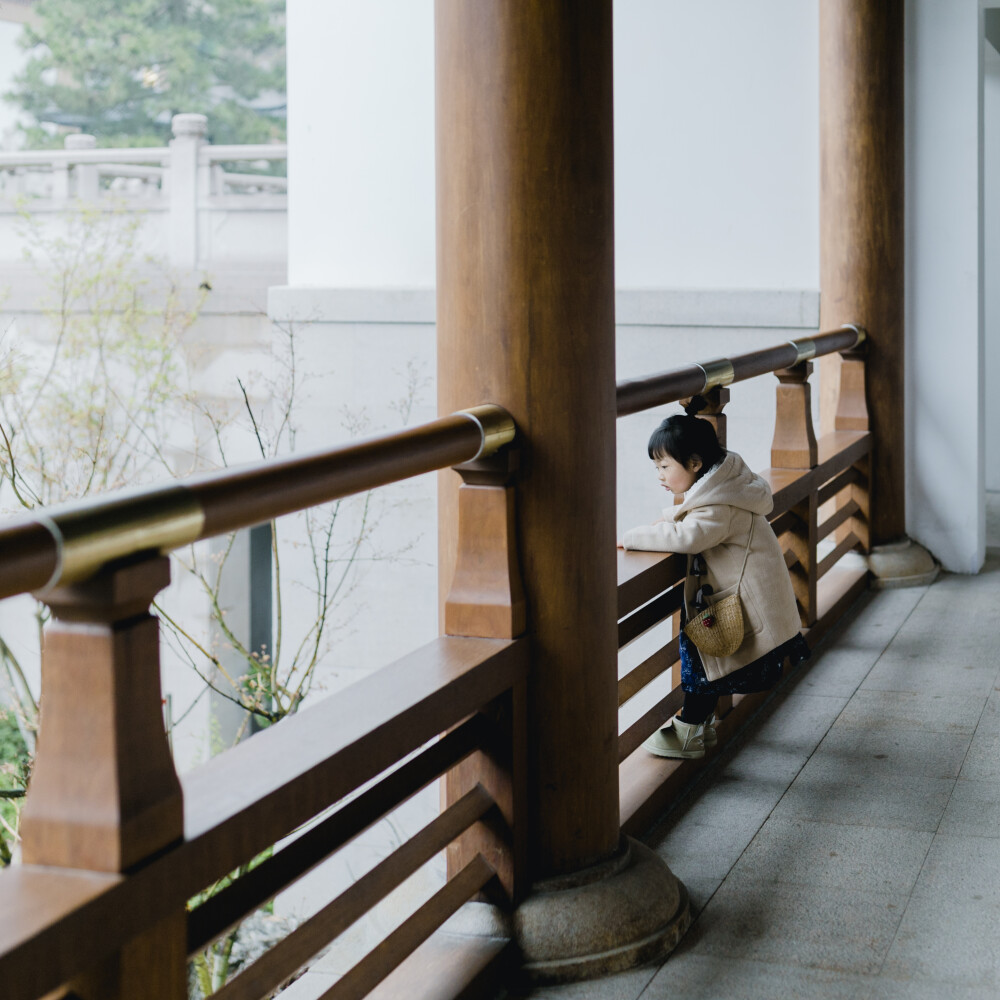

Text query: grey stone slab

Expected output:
[715,742,812,786]
[911,833,1000,903]
[771,756,954,832]
[507,964,658,1000]
[859,642,998,698]
[835,689,984,735]
[728,817,932,895]
[809,725,970,780]
[863,977,1000,1000]
[681,879,906,974]
[644,953,869,1000]
[939,779,1000,838]
[822,587,925,648]
[880,893,1000,988]
[654,818,757,881]
[676,875,724,917]
[971,687,1000,737]
[661,770,784,838]
[959,732,1000,780]
[740,691,847,754]
[792,647,882,699]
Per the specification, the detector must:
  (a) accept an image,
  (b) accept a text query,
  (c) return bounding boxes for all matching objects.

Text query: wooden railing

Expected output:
[0,325,874,999]
[615,325,871,833]
[0,406,526,1000]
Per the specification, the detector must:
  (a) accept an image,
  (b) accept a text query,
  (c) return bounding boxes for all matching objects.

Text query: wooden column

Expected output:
[436,2,620,879]
[819,0,904,545]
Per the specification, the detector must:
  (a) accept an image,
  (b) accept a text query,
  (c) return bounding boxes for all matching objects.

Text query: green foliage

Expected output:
[0,708,29,866]
[7,0,285,148]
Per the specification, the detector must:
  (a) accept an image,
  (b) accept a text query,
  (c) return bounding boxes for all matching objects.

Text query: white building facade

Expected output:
[274,0,998,581]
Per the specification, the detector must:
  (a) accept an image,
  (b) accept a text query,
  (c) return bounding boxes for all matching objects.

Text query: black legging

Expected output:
[680,691,718,725]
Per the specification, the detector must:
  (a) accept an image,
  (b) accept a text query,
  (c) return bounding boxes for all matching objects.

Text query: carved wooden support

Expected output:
[781,498,818,628]
[835,345,869,432]
[771,361,818,470]
[21,554,183,874]
[444,450,527,639]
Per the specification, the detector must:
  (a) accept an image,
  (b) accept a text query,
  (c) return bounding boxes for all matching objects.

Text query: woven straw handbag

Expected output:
[683,517,755,658]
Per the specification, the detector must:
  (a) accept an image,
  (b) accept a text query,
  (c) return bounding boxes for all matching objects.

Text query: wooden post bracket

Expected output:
[444,450,527,640]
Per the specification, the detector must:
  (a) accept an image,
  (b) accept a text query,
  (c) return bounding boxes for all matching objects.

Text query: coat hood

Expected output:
[673,451,773,517]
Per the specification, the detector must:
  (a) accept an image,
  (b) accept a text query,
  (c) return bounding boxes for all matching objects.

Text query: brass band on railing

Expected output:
[616,324,866,416]
[0,404,517,600]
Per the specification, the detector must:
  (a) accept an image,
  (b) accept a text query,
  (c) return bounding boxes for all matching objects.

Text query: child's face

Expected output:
[653,451,702,495]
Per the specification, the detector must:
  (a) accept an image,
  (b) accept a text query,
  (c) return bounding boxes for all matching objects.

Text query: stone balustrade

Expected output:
[0,113,287,269]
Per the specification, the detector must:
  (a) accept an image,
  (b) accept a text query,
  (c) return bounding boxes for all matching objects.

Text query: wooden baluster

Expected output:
[444,450,527,902]
[772,361,819,470]
[21,554,186,999]
[835,341,871,553]
[771,361,819,628]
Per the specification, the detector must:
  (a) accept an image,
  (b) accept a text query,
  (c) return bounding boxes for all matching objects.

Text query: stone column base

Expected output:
[443,837,690,984]
[861,537,940,589]
[510,836,690,983]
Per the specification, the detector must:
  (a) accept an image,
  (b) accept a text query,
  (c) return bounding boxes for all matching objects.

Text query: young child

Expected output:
[621,411,809,759]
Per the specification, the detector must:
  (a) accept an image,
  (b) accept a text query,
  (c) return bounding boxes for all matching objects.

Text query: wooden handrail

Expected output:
[616,325,865,416]
[0,405,515,601]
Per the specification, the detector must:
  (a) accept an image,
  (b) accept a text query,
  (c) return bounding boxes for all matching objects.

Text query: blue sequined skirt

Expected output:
[679,627,811,696]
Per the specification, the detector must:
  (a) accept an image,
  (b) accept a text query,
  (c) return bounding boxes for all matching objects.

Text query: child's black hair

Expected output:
[647,413,726,480]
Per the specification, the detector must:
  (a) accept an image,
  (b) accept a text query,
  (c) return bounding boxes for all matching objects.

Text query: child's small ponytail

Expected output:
[647,408,726,479]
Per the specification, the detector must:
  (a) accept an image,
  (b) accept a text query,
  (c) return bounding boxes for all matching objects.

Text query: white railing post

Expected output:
[65,133,97,201]
[168,113,207,269]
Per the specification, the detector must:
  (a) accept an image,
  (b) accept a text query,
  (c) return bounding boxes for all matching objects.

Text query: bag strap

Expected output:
[735,513,755,591]
[689,511,756,590]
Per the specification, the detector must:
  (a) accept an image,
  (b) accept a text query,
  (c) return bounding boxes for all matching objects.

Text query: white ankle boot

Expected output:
[643,715,706,759]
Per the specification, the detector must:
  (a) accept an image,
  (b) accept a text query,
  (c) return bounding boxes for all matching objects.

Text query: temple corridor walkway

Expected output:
[522,504,1000,1000]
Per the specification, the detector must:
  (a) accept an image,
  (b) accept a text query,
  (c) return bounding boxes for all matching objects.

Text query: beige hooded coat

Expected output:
[622,451,802,682]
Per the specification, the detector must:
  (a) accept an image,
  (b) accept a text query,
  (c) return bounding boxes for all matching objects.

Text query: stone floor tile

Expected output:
[727,817,932,895]
[938,778,1000,838]
[675,874,724,916]
[713,741,812,785]
[771,756,954,831]
[835,689,984,735]
[644,953,869,1000]
[792,647,883,698]
[971,687,1000,737]
[809,725,970,780]
[959,732,1000,780]
[655,818,757,881]
[662,771,783,837]
[910,833,1000,903]
[862,977,1000,1000]
[859,643,998,698]
[739,690,847,753]
[507,964,658,1000]
[880,893,1000,988]
[681,880,906,975]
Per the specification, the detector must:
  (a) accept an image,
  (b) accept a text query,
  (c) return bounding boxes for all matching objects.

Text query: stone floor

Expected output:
[522,496,1000,1000]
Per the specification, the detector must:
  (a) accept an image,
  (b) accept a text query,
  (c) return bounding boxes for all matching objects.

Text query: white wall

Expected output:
[905,0,985,572]
[286,0,435,288]
[285,0,819,293]
[985,27,1000,493]
[613,0,819,290]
